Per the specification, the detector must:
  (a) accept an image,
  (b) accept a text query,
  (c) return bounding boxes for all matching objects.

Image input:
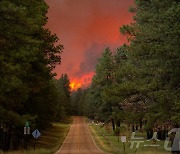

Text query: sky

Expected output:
[45,0,134,90]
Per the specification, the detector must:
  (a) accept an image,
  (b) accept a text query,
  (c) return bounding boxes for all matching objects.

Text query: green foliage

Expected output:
[84,48,115,121]
[93,47,114,86]
[55,74,71,116]
[71,88,89,116]
[0,0,63,150]
[85,0,180,135]
[121,0,180,126]
[83,86,102,119]
[71,88,82,116]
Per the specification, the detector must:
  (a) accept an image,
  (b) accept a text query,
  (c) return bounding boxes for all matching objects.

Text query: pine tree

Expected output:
[0,0,63,150]
[56,74,71,115]
[120,0,180,126]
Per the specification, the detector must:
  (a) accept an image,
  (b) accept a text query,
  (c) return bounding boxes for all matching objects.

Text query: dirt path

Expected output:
[55,116,105,154]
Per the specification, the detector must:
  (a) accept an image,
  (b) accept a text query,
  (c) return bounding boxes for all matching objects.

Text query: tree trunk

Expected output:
[6,125,12,150]
[117,119,120,127]
[146,129,153,139]
[136,125,138,130]
[139,120,143,129]
[112,118,115,131]
[132,124,135,132]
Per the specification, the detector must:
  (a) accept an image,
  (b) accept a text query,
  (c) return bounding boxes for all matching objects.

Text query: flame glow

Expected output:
[70,82,82,91]
[69,71,94,91]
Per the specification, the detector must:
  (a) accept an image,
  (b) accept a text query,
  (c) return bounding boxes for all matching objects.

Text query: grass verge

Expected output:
[2,117,72,154]
[89,122,170,154]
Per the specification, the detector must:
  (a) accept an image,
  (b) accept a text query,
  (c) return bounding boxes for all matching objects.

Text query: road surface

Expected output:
[56,116,105,154]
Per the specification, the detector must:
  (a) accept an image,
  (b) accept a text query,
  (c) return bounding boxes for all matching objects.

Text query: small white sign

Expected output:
[27,127,30,134]
[24,127,26,135]
[24,127,30,135]
[121,136,127,142]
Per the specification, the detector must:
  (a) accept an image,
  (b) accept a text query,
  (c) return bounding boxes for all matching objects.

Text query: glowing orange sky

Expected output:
[45,0,134,89]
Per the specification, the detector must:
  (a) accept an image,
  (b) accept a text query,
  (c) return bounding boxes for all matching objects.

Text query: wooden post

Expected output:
[34,139,36,150]
[123,142,126,154]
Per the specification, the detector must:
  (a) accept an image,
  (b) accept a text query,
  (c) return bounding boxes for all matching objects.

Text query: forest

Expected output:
[0,0,179,152]
[71,0,180,143]
[0,0,72,151]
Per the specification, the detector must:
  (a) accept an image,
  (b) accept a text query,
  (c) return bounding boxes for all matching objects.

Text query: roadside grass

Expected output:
[1,117,72,154]
[36,116,72,153]
[89,123,170,154]
[90,124,114,153]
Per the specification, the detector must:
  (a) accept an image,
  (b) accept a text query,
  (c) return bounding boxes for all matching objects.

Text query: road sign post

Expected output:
[25,121,29,127]
[24,127,30,135]
[121,136,126,154]
[33,138,36,150]
[32,129,41,150]
[24,121,30,150]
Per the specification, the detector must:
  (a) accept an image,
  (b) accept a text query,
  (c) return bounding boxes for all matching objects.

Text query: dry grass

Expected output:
[1,117,72,154]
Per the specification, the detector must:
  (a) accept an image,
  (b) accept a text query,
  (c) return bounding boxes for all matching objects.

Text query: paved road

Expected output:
[56,116,105,154]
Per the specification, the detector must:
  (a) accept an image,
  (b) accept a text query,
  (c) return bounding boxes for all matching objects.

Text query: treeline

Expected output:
[71,88,88,116]
[75,0,180,138]
[0,0,71,151]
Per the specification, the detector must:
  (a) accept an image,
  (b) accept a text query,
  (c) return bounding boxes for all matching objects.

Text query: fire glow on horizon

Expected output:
[45,0,134,89]
[70,82,81,91]
[69,71,94,91]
